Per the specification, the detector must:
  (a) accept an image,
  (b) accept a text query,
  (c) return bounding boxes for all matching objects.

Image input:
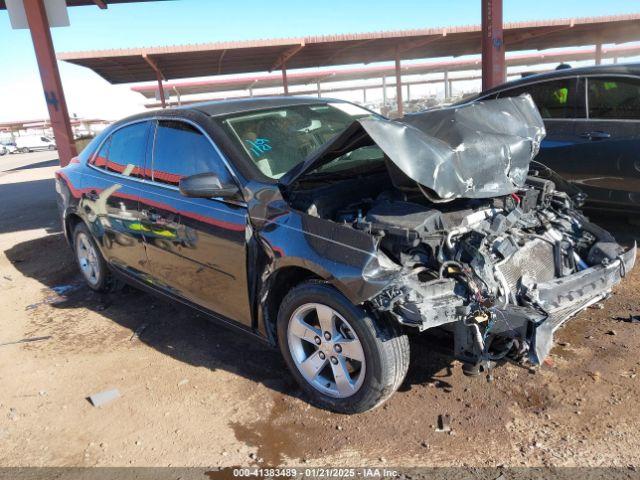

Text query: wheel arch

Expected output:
[261,265,323,345]
[64,212,84,248]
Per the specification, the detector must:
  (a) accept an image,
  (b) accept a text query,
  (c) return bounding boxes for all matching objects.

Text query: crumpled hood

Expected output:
[281,95,546,200]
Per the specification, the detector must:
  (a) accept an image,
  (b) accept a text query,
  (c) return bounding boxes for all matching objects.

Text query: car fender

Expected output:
[254,208,398,306]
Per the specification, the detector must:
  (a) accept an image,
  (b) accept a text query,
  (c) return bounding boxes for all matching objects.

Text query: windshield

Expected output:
[220,102,381,179]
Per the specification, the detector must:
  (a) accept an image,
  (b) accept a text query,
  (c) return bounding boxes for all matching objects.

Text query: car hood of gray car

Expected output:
[280,94,546,201]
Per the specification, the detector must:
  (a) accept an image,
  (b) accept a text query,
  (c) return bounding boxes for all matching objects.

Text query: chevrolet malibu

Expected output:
[55,96,635,413]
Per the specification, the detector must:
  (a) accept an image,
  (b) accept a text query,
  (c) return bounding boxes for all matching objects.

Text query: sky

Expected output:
[1,0,639,122]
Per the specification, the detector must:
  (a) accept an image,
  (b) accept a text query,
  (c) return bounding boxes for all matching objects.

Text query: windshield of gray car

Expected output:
[219,102,384,179]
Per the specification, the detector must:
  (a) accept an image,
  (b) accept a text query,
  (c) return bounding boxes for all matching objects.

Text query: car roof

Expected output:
[180,95,348,117]
[105,95,363,185]
[474,62,640,99]
[110,95,351,130]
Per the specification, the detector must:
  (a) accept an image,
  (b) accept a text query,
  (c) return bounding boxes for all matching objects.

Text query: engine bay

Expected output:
[286,167,632,369]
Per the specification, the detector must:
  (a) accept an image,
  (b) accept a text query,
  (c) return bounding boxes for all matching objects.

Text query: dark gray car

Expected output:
[463,64,640,214]
[56,96,635,413]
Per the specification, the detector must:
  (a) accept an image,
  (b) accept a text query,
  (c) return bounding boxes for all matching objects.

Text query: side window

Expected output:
[92,136,111,169]
[588,77,640,120]
[152,120,233,187]
[498,79,580,119]
[90,122,150,178]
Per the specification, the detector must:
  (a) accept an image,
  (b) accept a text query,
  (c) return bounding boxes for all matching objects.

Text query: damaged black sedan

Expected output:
[55,96,635,413]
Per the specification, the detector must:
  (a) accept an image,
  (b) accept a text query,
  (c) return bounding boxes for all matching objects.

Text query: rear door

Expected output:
[82,120,153,280]
[494,76,584,175]
[139,119,252,327]
[567,75,640,210]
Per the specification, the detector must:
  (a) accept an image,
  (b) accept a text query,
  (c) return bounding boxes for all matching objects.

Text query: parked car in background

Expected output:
[3,143,18,154]
[15,134,56,153]
[2,142,17,154]
[55,97,634,413]
[0,144,7,156]
[462,64,640,214]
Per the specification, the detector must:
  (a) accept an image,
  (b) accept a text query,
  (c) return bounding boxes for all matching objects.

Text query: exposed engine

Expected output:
[290,170,633,370]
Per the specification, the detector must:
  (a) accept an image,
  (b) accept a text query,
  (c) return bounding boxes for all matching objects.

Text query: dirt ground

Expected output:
[1,153,639,468]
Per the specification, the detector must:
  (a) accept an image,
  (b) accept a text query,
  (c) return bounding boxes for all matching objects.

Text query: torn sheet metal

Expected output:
[282,95,545,200]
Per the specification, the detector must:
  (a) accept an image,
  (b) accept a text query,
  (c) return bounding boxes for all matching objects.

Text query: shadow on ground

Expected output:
[0,178,60,235]
[7,159,60,172]
[5,232,455,406]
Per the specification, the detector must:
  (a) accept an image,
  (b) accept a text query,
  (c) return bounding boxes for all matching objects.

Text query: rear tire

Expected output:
[277,281,409,413]
[73,222,113,293]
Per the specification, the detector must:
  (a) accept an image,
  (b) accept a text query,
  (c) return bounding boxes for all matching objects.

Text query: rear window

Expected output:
[588,77,640,120]
[79,130,109,163]
[91,122,150,178]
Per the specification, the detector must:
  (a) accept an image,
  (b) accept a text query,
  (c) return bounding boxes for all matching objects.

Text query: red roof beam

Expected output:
[366,30,448,64]
[143,53,166,108]
[270,43,305,72]
[508,21,575,48]
[142,53,165,80]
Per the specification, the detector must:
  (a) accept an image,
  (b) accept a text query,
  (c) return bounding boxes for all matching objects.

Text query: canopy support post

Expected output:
[23,0,77,166]
[282,63,289,95]
[395,53,403,116]
[481,0,505,90]
[143,54,166,108]
[157,73,166,108]
[444,70,449,99]
[382,76,387,104]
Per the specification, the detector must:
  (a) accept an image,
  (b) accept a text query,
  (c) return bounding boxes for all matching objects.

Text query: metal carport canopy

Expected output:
[130,44,640,99]
[57,14,640,84]
[0,0,158,7]
[0,0,163,167]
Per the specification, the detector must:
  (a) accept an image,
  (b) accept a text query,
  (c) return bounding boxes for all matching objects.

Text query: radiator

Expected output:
[495,239,555,293]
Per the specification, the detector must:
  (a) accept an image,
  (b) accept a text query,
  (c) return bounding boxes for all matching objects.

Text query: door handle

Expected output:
[141,208,160,222]
[84,190,99,201]
[580,131,611,140]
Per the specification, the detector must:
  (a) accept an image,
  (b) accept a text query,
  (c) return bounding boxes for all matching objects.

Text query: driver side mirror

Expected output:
[179,173,239,199]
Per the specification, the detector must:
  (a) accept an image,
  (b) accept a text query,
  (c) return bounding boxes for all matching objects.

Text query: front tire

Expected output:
[73,222,113,292]
[277,281,409,413]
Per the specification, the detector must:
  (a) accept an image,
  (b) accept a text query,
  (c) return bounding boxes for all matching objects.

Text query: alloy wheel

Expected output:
[76,232,101,287]
[287,303,366,398]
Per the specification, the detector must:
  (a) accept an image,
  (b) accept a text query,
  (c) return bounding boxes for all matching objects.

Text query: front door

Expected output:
[139,119,252,327]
